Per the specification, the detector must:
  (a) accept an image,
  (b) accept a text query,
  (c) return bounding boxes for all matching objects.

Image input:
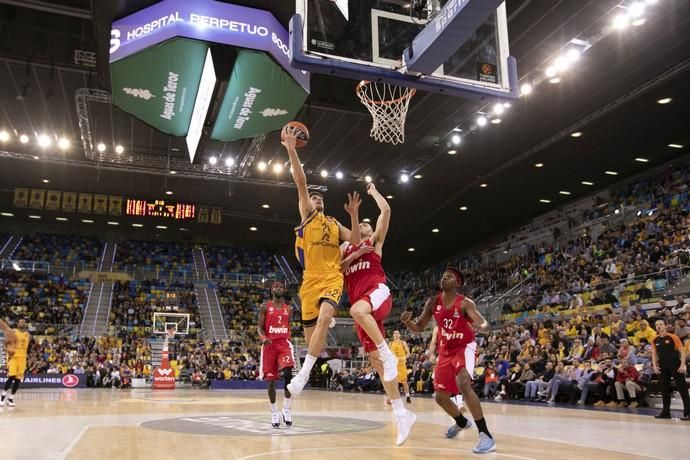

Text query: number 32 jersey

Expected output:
[432,293,475,356]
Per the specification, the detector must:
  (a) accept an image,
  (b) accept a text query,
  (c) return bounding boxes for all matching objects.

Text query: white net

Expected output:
[356,81,416,145]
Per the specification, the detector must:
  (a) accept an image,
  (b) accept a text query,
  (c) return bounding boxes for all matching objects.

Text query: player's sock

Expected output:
[390,398,406,416]
[453,414,469,428]
[283,397,291,410]
[11,379,19,395]
[376,341,393,358]
[270,403,277,413]
[299,354,317,377]
[475,417,493,439]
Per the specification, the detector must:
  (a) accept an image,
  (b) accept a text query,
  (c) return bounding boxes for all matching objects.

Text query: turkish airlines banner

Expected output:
[0,373,86,388]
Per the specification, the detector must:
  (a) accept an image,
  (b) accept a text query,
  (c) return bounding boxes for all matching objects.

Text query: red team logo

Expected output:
[260,301,295,380]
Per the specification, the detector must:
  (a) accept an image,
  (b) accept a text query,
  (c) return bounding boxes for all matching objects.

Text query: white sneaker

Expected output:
[271,411,280,428]
[395,410,417,446]
[281,408,293,426]
[7,398,15,408]
[382,353,399,383]
[287,374,307,397]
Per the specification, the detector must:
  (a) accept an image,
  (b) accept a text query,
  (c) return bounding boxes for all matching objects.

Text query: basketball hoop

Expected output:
[356,81,416,145]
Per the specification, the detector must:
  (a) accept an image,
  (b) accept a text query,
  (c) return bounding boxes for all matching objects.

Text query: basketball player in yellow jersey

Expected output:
[390,330,412,403]
[282,125,362,396]
[0,318,31,408]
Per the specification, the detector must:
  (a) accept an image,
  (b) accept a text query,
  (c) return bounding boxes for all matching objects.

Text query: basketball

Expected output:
[281,121,310,148]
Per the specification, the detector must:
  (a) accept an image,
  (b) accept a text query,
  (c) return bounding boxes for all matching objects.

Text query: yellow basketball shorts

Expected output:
[397,363,408,384]
[8,357,27,380]
[299,271,343,326]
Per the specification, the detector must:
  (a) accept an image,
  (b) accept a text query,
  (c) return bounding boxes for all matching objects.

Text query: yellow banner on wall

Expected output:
[93,194,108,214]
[45,190,61,211]
[78,193,93,213]
[62,192,77,212]
[29,189,45,209]
[109,196,123,216]
[13,188,28,208]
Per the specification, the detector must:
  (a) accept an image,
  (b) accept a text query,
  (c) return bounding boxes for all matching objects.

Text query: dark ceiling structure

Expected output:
[0,0,688,267]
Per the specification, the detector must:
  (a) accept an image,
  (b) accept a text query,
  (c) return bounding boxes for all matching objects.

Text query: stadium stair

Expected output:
[0,235,22,260]
[80,242,117,336]
[193,247,228,340]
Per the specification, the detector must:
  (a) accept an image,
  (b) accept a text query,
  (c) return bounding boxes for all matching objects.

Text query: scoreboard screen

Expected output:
[125,199,196,220]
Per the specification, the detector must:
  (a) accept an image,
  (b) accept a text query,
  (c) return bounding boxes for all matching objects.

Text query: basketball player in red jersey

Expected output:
[341,183,416,446]
[401,267,496,454]
[258,281,295,428]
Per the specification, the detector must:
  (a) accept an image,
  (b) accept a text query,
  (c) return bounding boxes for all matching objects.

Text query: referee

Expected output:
[652,319,690,420]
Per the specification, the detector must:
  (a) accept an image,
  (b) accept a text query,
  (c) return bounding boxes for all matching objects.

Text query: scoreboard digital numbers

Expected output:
[125,199,196,220]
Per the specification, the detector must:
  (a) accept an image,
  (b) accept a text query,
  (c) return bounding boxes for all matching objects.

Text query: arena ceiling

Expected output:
[0,0,689,267]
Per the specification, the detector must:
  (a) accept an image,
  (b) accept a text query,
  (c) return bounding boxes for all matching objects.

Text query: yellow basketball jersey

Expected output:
[390,340,406,359]
[294,210,341,272]
[7,329,30,359]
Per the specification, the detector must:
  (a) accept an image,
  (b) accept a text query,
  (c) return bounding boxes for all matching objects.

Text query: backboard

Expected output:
[292,0,518,99]
[153,312,190,336]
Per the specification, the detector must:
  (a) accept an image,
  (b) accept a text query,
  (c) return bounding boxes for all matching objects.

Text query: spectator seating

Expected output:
[13,233,102,267]
[114,240,195,276]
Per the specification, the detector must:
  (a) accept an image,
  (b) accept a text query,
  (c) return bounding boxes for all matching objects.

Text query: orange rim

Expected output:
[356,80,416,105]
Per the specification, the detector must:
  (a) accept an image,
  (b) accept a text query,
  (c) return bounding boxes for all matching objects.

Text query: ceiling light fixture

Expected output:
[545,66,557,78]
[559,191,571,195]
[668,144,683,149]
[451,134,462,145]
[476,116,487,127]
[261,204,270,209]
[82,219,94,223]
[539,199,551,204]
[225,157,235,167]
[535,163,544,168]
[114,144,124,154]
[581,181,594,186]
[363,218,371,223]
[28,215,41,219]
[170,170,177,175]
[0,131,9,142]
[156,225,168,230]
[42,179,49,183]
[386,195,393,199]
[19,134,29,144]
[37,134,51,148]
[571,132,583,138]
[432,228,439,233]
[165,191,173,195]
[132,223,143,228]
[257,161,267,171]
[414,174,423,179]
[447,149,457,155]
[656,98,672,104]
[612,13,630,30]
[635,157,649,163]
[58,138,70,150]
[491,118,502,124]
[364,175,372,183]
[107,221,119,226]
[520,83,533,96]
[549,77,561,84]
[209,156,218,165]
[632,18,646,26]
[408,247,415,252]
[459,206,468,211]
[56,217,68,221]
[400,173,409,183]
[335,171,344,179]
[605,170,619,175]
[628,1,646,18]
[1,212,14,217]
[480,183,488,188]
[96,142,106,152]
[249,226,258,231]
[320,169,328,178]
[493,103,505,115]
[273,163,283,173]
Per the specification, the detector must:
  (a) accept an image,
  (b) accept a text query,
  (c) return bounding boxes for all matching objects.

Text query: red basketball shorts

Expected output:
[260,339,295,380]
[353,283,393,352]
[433,341,477,394]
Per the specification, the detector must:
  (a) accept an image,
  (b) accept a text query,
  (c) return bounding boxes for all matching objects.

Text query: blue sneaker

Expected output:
[445,419,473,438]
[472,432,496,454]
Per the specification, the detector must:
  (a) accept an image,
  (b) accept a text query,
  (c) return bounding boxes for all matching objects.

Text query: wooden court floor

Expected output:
[0,388,688,460]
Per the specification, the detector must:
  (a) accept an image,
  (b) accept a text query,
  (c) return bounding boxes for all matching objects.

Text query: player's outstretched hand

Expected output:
[366,183,377,195]
[400,310,412,324]
[281,125,298,150]
[344,191,362,216]
[353,245,375,259]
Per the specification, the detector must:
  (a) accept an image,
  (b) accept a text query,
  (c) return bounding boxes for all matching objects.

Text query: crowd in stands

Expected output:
[0,271,89,327]
[109,279,201,336]
[13,233,102,267]
[114,240,195,275]
[204,246,279,279]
